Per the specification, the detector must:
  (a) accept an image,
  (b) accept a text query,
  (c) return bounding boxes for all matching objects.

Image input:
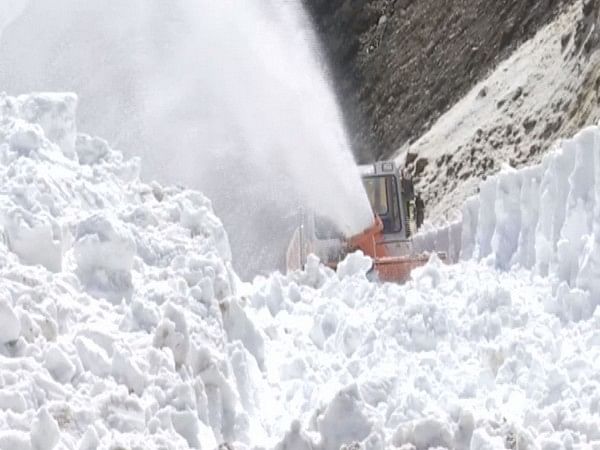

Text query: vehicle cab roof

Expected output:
[358,161,399,176]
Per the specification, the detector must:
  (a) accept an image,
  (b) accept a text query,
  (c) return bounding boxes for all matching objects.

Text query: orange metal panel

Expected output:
[373,256,430,283]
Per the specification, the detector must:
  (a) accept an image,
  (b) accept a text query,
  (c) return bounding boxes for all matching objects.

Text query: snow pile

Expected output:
[2,91,600,449]
[251,253,600,449]
[266,125,600,449]
[0,92,247,448]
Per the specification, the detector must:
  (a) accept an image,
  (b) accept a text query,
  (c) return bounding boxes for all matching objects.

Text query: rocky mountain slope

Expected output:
[400,0,600,220]
[305,0,576,162]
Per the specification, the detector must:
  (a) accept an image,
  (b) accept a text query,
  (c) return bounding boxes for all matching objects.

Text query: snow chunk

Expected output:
[491,167,522,270]
[337,251,373,279]
[30,407,60,450]
[221,298,265,370]
[18,93,78,158]
[469,428,505,450]
[0,430,31,450]
[74,214,136,302]
[2,207,65,272]
[77,428,100,450]
[75,134,110,165]
[274,421,315,450]
[44,345,76,383]
[111,346,146,395]
[152,302,189,368]
[0,389,27,413]
[74,335,111,377]
[318,384,373,450]
[392,417,454,449]
[175,191,232,261]
[8,120,43,155]
[171,409,203,449]
[0,293,20,344]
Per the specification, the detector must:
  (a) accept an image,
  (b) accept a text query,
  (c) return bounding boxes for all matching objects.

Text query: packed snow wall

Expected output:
[416,124,600,318]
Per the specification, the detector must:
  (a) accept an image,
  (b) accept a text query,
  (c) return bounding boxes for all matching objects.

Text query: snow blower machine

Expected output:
[286,161,444,282]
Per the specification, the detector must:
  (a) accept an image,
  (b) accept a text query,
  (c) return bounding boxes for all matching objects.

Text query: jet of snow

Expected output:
[0,0,28,39]
[0,0,374,278]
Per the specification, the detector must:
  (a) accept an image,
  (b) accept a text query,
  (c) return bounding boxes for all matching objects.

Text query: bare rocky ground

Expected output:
[304,0,575,163]
[400,0,600,221]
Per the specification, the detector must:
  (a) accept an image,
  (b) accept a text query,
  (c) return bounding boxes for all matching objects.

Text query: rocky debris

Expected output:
[573,0,600,53]
[522,117,537,134]
[561,31,573,50]
[415,97,574,218]
[511,87,524,102]
[304,0,573,162]
[414,157,429,176]
[404,151,418,165]
[583,0,596,16]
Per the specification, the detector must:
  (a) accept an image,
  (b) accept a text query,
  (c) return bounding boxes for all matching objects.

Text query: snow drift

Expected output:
[0,92,240,448]
[1,92,600,449]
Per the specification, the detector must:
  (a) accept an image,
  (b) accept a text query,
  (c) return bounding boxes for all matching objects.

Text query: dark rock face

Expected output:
[304,0,573,163]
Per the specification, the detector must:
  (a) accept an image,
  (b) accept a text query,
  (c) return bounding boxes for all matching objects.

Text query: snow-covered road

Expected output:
[0,93,599,449]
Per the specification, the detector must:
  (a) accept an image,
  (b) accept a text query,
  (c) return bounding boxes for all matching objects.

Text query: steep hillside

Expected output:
[401,0,600,221]
[305,0,575,162]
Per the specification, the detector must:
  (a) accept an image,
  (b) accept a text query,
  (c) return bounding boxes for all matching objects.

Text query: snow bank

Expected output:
[424,125,600,321]
[3,91,600,449]
[0,92,249,448]
[250,251,600,448]
[414,126,600,316]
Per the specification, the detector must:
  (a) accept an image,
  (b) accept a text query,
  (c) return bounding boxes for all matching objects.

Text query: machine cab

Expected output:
[286,160,420,273]
[359,161,416,241]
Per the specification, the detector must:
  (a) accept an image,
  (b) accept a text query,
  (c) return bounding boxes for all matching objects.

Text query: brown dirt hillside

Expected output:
[304,0,576,163]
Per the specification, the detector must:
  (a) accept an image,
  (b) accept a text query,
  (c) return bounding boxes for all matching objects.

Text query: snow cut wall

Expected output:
[417,125,600,319]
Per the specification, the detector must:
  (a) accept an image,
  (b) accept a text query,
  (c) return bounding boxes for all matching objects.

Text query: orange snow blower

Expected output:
[286,161,443,283]
[345,215,433,282]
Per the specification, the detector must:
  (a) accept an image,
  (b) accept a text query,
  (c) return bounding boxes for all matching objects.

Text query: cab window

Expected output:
[363,176,402,233]
[363,176,388,216]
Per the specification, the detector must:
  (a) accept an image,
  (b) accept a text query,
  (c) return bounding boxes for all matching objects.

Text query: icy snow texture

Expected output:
[0,92,242,449]
[251,251,600,449]
[254,126,600,448]
[2,92,600,449]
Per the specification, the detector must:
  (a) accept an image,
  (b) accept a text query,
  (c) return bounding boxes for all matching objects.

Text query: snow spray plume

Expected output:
[0,0,373,278]
[0,1,28,39]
